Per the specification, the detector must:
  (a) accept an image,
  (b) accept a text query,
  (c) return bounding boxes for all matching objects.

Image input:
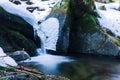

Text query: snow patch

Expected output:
[0,47,17,67]
[38,18,59,51]
[95,2,120,37]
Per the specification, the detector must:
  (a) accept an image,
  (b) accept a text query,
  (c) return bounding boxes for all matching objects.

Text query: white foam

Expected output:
[24,54,72,73]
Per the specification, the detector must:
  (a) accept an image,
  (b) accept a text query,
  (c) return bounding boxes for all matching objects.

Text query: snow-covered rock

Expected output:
[38,18,59,51]
[0,47,17,67]
[0,0,62,54]
[95,2,120,37]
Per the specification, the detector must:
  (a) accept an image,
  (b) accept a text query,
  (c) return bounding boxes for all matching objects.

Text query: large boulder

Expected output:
[68,0,120,56]
[0,7,37,56]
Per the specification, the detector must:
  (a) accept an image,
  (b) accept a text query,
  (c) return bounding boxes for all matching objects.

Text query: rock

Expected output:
[13,1,21,5]
[9,0,21,5]
[95,0,107,3]
[68,0,120,56]
[118,6,120,11]
[8,51,31,61]
[0,66,70,80]
[26,0,33,5]
[0,7,37,56]
[99,5,106,10]
[78,32,119,56]
[21,0,27,1]
[26,7,37,13]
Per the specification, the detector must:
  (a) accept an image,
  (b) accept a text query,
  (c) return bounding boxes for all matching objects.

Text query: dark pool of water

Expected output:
[21,54,120,80]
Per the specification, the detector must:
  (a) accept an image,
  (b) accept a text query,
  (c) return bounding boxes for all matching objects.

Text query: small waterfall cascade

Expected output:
[0,0,73,73]
[0,0,61,54]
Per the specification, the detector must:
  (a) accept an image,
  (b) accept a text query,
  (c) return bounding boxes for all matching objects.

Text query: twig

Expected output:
[6,64,44,79]
[22,48,25,69]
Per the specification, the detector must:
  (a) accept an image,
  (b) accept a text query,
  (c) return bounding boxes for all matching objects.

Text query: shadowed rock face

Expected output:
[68,0,120,56]
[0,7,37,56]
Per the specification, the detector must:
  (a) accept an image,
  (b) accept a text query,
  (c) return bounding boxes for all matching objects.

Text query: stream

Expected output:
[1,0,120,80]
[21,53,120,80]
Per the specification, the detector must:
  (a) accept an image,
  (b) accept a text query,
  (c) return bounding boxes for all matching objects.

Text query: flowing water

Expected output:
[23,54,120,80]
[2,1,120,80]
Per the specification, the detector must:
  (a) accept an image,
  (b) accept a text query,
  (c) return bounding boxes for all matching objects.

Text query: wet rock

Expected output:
[26,0,33,5]
[99,5,106,10]
[7,51,31,61]
[68,0,120,56]
[26,7,37,13]
[13,1,21,5]
[95,0,107,3]
[0,7,37,56]
[21,0,27,1]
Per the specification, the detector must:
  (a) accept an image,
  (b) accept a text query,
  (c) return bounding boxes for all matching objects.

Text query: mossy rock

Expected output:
[80,14,98,33]
[0,7,37,56]
[0,27,36,56]
[50,0,70,14]
[0,7,35,39]
[68,0,120,55]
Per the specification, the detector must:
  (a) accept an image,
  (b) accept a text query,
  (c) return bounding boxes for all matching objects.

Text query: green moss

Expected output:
[0,7,37,56]
[51,0,70,14]
[65,5,72,28]
[51,5,60,14]
[109,35,120,47]
[79,14,98,33]
[0,66,69,80]
[0,26,36,56]
[84,0,94,7]
[67,0,99,33]
[108,0,119,2]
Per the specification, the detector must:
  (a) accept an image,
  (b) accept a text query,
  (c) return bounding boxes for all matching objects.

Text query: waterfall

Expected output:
[0,0,60,55]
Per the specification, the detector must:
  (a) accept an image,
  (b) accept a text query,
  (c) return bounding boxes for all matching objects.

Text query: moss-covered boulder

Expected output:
[68,0,120,56]
[0,7,37,56]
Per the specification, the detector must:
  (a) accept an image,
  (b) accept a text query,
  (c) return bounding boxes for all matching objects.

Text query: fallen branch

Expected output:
[6,64,44,79]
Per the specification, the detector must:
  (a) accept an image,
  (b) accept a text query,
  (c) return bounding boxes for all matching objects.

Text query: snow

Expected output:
[37,18,59,51]
[0,0,61,28]
[95,1,120,37]
[0,0,35,26]
[0,47,17,67]
[0,0,61,53]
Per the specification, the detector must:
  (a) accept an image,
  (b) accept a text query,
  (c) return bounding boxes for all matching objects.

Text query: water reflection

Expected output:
[24,54,73,74]
[23,54,120,80]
